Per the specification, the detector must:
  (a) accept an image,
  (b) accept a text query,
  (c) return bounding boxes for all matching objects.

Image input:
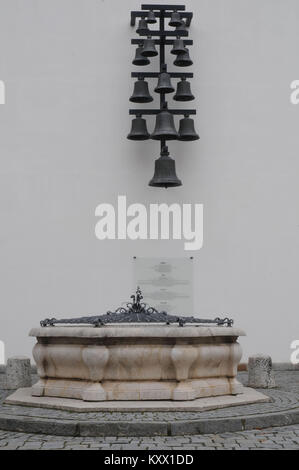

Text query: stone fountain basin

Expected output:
[30,325,245,401]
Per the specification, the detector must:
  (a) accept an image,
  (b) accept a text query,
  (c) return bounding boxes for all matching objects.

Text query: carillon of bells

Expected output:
[129,4,198,188]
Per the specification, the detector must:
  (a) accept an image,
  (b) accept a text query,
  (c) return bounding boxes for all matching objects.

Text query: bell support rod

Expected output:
[131,12,192,27]
[131,39,193,45]
[136,30,188,37]
[129,109,196,115]
[142,4,186,10]
[159,9,166,110]
[142,4,185,11]
[131,4,192,26]
[132,72,193,78]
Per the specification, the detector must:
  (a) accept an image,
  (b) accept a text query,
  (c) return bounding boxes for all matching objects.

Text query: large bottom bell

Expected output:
[149,147,182,188]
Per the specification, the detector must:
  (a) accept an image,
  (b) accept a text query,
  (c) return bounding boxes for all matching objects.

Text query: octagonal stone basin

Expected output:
[30,325,245,401]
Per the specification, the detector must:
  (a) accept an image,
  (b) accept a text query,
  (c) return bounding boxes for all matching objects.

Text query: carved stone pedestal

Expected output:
[30,325,245,402]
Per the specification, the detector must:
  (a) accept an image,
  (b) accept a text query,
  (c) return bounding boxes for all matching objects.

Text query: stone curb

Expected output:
[238,363,299,372]
[0,407,298,437]
[0,413,78,436]
[272,363,299,371]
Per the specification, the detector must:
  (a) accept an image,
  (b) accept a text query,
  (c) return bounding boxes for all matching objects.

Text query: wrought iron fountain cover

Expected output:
[41,287,233,328]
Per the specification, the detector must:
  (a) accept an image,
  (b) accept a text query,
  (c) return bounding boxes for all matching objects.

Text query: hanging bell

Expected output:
[171,37,186,55]
[141,37,158,57]
[178,115,199,141]
[149,147,182,188]
[151,105,178,141]
[169,10,183,28]
[174,77,195,101]
[132,46,150,66]
[154,71,175,94]
[136,18,150,35]
[130,78,153,103]
[174,48,193,67]
[175,20,188,35]
[127,115,150,140]
[146,10,157,24]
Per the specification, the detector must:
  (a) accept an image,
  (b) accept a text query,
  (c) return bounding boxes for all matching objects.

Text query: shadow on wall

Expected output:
[0,341,5,364]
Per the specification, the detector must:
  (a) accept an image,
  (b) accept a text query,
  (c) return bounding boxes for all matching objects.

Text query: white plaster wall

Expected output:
[0,0,298,361]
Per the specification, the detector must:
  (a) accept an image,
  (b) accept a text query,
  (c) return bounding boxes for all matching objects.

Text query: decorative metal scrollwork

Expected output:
[40,287,234,328]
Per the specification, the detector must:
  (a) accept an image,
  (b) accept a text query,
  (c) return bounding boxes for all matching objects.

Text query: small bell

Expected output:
[154,71,175,94]
[132,46,150,66]
[178,115,199,141]
[173,77,195,101]
[174,48,193,67]
[130,78,153,103]
[146,10,157,24]
[141,37,158,57]
[136,18,150,35]
[171,37,186,55]
[175,20,188,35]
[151,105,178,141]
[127,115,150,140]
[169,10,183,28]
[149,147,182,188]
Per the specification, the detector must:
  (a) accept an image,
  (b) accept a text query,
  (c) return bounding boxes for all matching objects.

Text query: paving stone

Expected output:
[0,372,298,448]
[19,442,44,449]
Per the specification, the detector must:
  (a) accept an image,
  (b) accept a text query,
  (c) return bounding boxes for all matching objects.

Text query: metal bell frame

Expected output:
[129,4,197,188]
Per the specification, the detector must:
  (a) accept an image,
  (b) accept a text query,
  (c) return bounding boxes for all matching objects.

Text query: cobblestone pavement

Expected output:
[0,425,298,449]
[0,372,298,423]
[0,371,298,446]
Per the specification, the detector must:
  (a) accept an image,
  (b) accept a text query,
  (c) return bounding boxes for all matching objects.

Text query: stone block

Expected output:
[170,417,243,436]
[243,411,293,430]
[248,354,276,388]
[0,413,78,436]
[5,356,32,390]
